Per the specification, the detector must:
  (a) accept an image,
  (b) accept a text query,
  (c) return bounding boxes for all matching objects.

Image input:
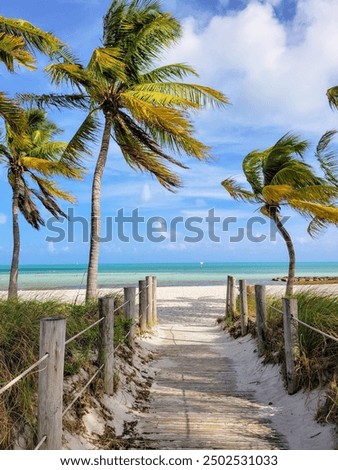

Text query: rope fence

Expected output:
[62,364,105,417]
[291,315,338,343]
[65,317,105,346]
[227,275,338,395]
[1,275,158,451]
[0,353,49,396]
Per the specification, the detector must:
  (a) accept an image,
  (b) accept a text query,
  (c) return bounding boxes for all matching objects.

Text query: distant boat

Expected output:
[200,261,204,268]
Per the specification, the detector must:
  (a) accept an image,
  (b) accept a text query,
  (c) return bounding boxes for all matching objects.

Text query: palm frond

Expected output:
[0,32,35,71]
[113,115,181,191]
[46,63,93,90]
[221,177,257,202]
[118,111,188,169]
[88,47,126,82]
[270,160,320,188]
[139,63,198,82]
[31,175,75,202]
[289,199,338,224]
[130,82,228,108]
[17,93,90,111]
[0,92,25,132]
[0,16,75,63]
[327,86,338,111]
[316,130,338,186]
[243,150,265,194]
[60,113,99,167]
[17,182,45,229]
[262,184,294,204]
[307,217,329,238]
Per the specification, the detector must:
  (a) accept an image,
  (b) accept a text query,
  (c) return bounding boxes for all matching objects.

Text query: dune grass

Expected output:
[0,293,129,449]
[232,289,338,424]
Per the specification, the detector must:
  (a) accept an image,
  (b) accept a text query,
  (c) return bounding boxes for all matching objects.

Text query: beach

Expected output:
[3,282,338,304]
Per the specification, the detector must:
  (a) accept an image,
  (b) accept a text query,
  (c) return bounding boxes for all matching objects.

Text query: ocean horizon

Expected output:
[0,261,337,290]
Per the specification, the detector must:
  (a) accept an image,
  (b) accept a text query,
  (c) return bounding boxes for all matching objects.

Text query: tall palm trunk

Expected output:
[271,211,295,297]
[86,113,113,301]
[8,176,20,299]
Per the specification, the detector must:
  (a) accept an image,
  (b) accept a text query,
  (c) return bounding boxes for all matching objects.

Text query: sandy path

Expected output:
[135,287,287,450]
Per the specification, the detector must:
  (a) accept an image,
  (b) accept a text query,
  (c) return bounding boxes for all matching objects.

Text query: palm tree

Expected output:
[222,133,338,296]
[28,0,228,300]
[0,108,83,299]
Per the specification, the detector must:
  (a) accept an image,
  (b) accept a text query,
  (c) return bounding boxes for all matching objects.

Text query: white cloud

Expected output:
[164,0,338,135]
[0,214,7,224]
[141,184,152,202]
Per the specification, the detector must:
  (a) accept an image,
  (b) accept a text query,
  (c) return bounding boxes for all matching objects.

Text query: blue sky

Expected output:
[1,0,338,265]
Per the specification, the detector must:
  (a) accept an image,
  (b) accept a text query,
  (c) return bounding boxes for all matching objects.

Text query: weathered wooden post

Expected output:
[145,276,153,326]
[226,276,236,319]
[152,276,158,325]
[282,298,300,394]
[254,285,266,355]
[124,287,136,346]
[98,297,115,395]
[38,317,66,450]
[139,280,147,331]
[239,279,248,335]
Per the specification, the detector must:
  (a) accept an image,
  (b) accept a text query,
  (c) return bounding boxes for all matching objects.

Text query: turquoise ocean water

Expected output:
[0,262,337,290]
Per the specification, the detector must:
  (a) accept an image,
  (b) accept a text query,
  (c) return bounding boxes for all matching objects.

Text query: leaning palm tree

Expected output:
[0,108,83,299]
[222,133,338,296]
[26,0,228,300]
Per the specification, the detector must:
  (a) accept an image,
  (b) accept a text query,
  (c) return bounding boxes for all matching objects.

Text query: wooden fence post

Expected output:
[152,276,157,325]
[38,317,66,450]
[239,279,248,335]
[145,276,153,326]
[254,285,266,355]
[98,297,115,395]
[139,280,147,331]
[124,287,136,346]
[282,298,300,395]
[226,276,236,319]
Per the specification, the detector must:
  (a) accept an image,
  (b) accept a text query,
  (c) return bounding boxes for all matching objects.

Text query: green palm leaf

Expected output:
[316,130,338,187]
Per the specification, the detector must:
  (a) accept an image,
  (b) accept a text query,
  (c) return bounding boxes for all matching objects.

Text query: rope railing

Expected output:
[34,435,47,451]
[0,353,49,396]
[62,364,104,417]
[291,315,338,343]
[65,317,105,346]
[62,316,139,417]
[260,299,338,341]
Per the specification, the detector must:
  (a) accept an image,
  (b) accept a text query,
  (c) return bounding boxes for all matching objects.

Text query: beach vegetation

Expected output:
[0,292,130,449]
[222,133,338,296]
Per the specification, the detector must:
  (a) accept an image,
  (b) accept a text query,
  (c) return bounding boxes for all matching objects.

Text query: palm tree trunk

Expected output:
[271,211,295,297]
[8,177,20,300]
[86,113,113,301]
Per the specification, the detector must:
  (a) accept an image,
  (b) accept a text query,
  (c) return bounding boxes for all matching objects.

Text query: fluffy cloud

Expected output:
[164,0,338,135]
[0,214,7,224]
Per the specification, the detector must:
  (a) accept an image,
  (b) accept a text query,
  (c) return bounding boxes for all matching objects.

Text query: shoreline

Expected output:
[1,283,338,304]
